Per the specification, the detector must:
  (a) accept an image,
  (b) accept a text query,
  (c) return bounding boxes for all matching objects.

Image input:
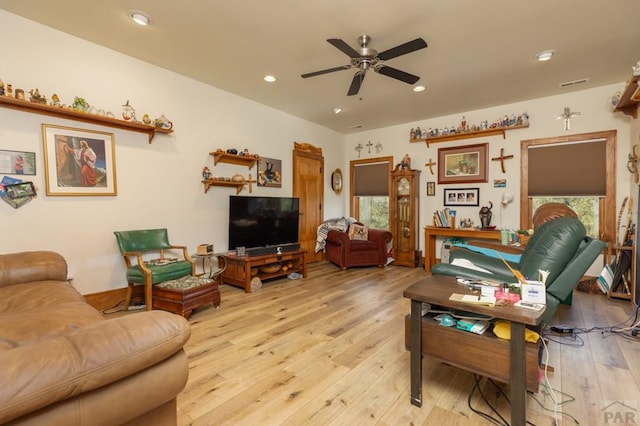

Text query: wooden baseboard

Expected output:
[83,286,144,312]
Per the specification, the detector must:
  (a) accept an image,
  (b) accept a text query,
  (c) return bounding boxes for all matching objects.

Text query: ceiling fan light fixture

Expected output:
[333,107,343,114]
[535,50,555,62]
[413,85,426,92]
[263,75,277,83]
[129,10,150,26]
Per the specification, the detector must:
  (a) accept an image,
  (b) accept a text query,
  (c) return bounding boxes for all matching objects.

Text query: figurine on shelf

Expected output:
[479,202,493,230]
[202,167,211,180]
[0,79,4,96]
[73,96,89,112]
[29,88,47,104]
[6,84,13,98]
[154,114,172,130]
[49,93,61,107]
[142,114,152,125]
[633,61,640,77]
[122,100,135,121]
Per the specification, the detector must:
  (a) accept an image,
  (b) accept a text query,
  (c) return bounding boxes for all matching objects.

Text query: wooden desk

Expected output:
[404,275,545,425]
[424,227,501,272]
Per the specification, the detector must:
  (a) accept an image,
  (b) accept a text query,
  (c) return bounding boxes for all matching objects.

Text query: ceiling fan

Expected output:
[301,35,428,96]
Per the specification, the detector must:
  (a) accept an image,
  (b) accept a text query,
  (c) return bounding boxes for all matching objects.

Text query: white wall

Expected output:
[345,82,636,275]
[1,10,635,292]
[0,11,346,294]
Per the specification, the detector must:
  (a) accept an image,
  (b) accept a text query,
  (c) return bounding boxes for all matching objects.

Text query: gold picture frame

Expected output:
[42,124,117,196]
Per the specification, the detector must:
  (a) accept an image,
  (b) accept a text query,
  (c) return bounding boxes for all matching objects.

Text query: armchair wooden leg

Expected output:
[145,281,153,311]
[124,283,134,310]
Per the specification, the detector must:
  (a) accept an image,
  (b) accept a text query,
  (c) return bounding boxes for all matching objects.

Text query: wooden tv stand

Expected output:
[219,249,307,293]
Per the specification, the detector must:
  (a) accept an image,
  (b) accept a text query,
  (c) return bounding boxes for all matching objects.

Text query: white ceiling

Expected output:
[1,0,639,134]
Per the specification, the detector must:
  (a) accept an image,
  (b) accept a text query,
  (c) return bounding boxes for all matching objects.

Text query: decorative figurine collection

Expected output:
[215,148,259,159]
[410,112,529,139]
[0,77,172,129]
[204,149,259,182]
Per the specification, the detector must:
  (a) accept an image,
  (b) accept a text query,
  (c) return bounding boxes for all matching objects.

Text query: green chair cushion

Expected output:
[126,261,193,284]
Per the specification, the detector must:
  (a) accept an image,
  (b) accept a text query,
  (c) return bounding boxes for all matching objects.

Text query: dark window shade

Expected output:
[354,162,389,196]
[528,139,606,196]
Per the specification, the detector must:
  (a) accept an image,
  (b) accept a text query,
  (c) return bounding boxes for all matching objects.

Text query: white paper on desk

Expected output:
[456,294,496,306]
[521,280,546,304]
[451,258,492,274]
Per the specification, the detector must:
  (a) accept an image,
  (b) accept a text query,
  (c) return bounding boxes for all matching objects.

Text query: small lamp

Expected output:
[500,192,515,228]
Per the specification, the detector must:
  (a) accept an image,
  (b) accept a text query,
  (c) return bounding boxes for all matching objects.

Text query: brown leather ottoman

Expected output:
[152,276,220,318]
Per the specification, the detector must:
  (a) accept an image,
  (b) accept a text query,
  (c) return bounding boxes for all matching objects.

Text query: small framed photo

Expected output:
[444,187,479,206]
[0,149,36,175]
[4,182,36,199]
[426,181,435,196]
[42,124,117,196]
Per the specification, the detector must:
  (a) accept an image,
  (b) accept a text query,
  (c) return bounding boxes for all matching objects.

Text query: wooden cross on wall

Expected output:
[491,148,514,173]
[424,158,436,175]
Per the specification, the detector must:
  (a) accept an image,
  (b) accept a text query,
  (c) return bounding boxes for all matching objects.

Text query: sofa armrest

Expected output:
[0,311,190,424]
[367,228,392,245]
[0,251,67,288]
[326,229,350,245]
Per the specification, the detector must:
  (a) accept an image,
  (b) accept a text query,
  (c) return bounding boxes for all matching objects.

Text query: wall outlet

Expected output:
[66,272,74,281]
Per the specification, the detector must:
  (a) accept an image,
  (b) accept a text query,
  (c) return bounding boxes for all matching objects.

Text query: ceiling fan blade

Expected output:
[347,71,366,96]
[301,65,351,78]
[327,38,360,58]
[377,38,427,61]
[376,66,420,84]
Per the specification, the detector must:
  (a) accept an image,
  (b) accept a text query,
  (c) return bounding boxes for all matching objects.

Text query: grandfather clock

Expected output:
[390,163,421,267]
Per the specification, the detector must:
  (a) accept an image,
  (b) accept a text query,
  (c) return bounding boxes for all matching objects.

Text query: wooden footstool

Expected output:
[152,276,220,319]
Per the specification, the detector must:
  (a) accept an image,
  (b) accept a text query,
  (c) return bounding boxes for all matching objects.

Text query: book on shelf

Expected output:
[432,208,456,228]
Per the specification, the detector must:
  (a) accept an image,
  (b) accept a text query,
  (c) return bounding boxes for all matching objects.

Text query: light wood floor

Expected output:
[171,262,639,425]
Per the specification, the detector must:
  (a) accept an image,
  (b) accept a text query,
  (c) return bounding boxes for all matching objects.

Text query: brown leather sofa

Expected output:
[0,251,191,425]
[325,226,393,269]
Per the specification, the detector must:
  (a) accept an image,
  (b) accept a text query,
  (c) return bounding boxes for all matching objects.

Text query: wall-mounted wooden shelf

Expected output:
[202,176,255,194]
[0,95,173,143]
[410,124,529,145]
[614,75,640,119]
[210,151,258,169]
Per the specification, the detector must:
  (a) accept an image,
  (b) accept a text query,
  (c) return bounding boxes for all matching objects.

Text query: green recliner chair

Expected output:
[114,228,195,311]
[431,217,606,326]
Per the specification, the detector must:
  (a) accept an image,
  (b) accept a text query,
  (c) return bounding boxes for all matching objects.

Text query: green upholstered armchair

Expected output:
[114,229,195,311]
[431,217,606,326]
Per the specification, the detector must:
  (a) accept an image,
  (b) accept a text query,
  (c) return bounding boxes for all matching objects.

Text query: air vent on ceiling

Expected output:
[559,78,590,88]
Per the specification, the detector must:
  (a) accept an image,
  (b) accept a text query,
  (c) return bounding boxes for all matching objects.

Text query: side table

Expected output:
[404,274,545,425]
[192,253,227,279]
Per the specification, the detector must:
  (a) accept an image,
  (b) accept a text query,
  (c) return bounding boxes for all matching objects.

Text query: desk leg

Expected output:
[510,321,526,425]
[410,299,422,407]
[425,233,436,272]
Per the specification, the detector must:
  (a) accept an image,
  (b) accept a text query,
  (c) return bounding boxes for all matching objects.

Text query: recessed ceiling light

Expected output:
[413,85,426,92]
[535,50,555,62]
[333,107,343,114]
[263,75,277,83]
[129,10,150,26]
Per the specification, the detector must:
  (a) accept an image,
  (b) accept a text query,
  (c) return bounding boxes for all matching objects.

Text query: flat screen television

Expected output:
[228,195,300,251]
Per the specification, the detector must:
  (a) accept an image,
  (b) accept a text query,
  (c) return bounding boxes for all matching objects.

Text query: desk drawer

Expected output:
[405,315,540,392]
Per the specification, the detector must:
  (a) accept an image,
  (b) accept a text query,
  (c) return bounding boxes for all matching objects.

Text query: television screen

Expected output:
[228,196,300,250]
